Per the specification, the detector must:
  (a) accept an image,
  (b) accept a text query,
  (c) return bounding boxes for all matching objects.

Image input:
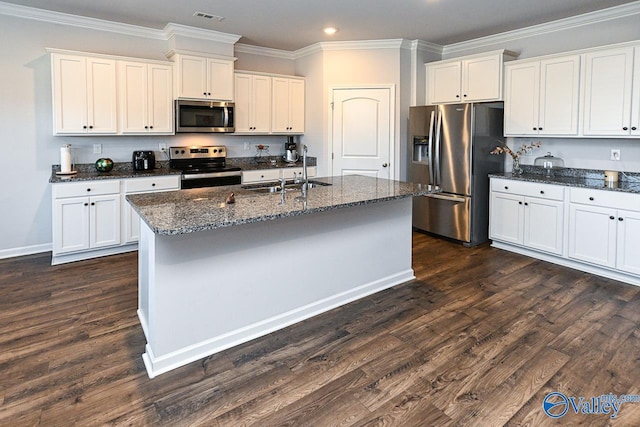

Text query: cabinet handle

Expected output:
[632,127,637,131]
[208,92,211,96]
[610,216,615,220]
[518,201,523,205]
[90,202,95,206]
[540,190,544,194]
[83,125,87,129]
[203,92,207,96]
[538,127,543,131]
[89,125,93,129]
[533,127,537,131]
[87,188,91,192]
[145,126,148,129]
[152,183,156,187]
[455,95,460,98]
[619,217,624,221]
[623,127,629,131]
[524,202,529,206]
[149,125,153,129]
[463,94,467,98]
[589,197,594,201]
[504,186,509,190]
[84,202,89,206]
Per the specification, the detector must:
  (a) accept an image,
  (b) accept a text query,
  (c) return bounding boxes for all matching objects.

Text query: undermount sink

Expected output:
[242,180,331,193]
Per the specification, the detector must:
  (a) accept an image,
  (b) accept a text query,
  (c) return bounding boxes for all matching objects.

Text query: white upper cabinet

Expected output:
[582,47,635,136]
[118,60,173,134]
[426,50,516,104]
[504,55,581,136]
[171,53,235,101]
[234,73,272,133]
[51,53,117,135]
[272,77,305,133]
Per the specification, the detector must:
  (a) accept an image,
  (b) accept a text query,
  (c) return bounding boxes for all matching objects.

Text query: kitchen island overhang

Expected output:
[127,175,430,378]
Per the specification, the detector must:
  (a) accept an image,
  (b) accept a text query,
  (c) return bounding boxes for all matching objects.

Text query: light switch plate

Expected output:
[93,144,102,154]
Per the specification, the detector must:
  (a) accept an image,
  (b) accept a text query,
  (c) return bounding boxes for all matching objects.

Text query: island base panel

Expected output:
[138,197,414,377]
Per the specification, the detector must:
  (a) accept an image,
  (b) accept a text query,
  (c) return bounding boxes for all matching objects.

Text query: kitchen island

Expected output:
[127,175,430,377]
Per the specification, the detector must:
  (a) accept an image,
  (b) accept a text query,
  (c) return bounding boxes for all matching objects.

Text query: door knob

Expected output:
[382,163,388,168]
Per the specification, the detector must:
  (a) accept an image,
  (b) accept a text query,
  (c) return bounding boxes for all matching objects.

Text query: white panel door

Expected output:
[331,87,392,178]
[177,55,207,99]
[208,58,234,101]
[489,192,523,244]
[147,64,173,133]
[539,55,581,135]
[253,75,272,133]
[53,54,88,134]
[118,60,147,133]
[428,61,461,104]
[234,73,252,132]
[504,61,540,136]
[632,47,640,136]
[90,195,121,249]
[568,204,617,267]
[523,197,564,255]
[582,47,634,136]
[462,54,501,102]
[288,79,305,133]
[616,209,640,275]
[53,197,89,254]
[86,57,117,133]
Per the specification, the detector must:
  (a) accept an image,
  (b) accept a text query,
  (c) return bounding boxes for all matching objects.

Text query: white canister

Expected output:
[604,170,619,183]
[60,144,72,173]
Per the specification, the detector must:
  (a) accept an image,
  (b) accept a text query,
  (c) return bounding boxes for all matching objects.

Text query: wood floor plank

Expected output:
[1,234,640,425]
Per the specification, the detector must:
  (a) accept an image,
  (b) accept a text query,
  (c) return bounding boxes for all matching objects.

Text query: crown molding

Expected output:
[293,39,409,59]
[443,0,640,55]
[0,1,166,39]
[409,39,443,55]
[163,23,240,44]
[235,43,295,60]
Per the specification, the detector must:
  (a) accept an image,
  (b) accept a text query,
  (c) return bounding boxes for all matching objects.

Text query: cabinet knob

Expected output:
[518,201,523,205]
[382,163,388,168]
[149,125,153,129]
[504,186,508,190]
[524,202,529,206]
[619,217,624,221]
[84,202,89,206]
[90,202,95,206]
[623,127,629,131]
[152,183,156,187]
[610,216,615,220]
[87,188,91,192]
[83,125,87,129]
[89,125,93,129]
[463,94,467,98]
[533,127,537,131]
[538,127,543,131]
[456,95,460,98]
[632,127,638,131]
[145,126,148,129]
[208,92,211,96]
[203,92,207,95]
[540,190,544,194]
[589,197,594,201]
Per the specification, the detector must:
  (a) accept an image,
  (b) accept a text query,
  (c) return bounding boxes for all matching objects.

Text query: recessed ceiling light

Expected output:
[193,11,225,22]
[323,27,338,35]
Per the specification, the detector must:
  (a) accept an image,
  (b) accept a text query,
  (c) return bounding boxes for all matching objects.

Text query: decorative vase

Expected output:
[512,157,523,175]
[95,158,114,172]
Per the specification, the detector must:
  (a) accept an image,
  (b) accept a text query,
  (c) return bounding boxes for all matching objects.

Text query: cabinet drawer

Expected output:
[281,166,316,179]
[54,180,121,198]
[124,175,180,193]
[570,187,640,211]
[242,169,281,183]
[491,178,564,201]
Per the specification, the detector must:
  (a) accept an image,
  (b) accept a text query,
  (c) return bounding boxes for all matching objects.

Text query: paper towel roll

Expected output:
[60,145,72,173]
[604,170,619,183]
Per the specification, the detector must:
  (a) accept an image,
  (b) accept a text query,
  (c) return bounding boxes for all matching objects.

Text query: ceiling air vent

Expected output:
[193,12,225,21]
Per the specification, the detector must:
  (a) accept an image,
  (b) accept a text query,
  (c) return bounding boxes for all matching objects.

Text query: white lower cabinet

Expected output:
[52,174,179,264]
[490,177,640,286]
[52,181,121,255]
[490,179,564,255]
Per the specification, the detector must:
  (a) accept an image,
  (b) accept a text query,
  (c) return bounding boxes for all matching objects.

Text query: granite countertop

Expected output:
[490,166,640,194]
[49,161,180,183]
[126,175,430,236]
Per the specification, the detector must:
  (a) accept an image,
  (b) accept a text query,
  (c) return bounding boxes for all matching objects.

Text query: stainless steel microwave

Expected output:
[175,100,235,133]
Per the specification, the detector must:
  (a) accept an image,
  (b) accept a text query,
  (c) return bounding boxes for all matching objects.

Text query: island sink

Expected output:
[241,179,332,193]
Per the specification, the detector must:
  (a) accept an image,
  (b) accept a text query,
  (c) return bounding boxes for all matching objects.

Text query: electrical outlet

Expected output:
[158,143,167,152]
[611,149,621,161]
[93,144,102,154]
[244,142,250,151]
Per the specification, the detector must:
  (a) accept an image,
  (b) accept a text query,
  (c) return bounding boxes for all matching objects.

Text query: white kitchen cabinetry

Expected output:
[272,77,305,133]
[122,176,180,243]
[568,188,640,275]
[118,60,173,134]
[582,47,638,136]
[426,50,516,104]
[234,73,272,133]
[490,179,564,255]
[242,166,317,184]
[51,53,117,135]
[504,55,581,136]
[170,53,235,101]
[52,181,121,256]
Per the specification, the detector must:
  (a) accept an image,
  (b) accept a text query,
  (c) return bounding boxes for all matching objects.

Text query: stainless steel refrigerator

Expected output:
[409,102,504,246]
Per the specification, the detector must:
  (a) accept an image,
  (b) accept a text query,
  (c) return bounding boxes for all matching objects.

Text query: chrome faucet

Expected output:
[301,145,309,197]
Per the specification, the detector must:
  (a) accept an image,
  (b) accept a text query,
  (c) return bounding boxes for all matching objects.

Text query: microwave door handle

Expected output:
[434,110,442,189]
[223,107,229,128]
[428,110,435,187]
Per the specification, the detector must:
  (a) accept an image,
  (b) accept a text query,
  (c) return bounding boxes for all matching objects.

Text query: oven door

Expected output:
[181,171,242,189]
[175,100,235,133]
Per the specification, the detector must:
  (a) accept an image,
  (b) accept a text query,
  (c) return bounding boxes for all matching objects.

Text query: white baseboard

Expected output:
[0,243,52,260]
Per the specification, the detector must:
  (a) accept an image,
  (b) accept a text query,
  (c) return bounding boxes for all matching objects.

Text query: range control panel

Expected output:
[169,146,226,160]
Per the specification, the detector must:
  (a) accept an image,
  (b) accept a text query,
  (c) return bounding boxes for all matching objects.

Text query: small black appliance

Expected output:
[133,151,156,171]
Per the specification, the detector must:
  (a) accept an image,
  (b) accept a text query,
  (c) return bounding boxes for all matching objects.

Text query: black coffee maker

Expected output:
[132,151,156,171]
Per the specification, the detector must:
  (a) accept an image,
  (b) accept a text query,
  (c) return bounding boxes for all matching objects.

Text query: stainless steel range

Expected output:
[169,146,242,189]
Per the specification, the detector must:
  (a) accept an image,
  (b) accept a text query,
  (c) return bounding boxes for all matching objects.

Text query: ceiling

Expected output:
[2,0,638,51]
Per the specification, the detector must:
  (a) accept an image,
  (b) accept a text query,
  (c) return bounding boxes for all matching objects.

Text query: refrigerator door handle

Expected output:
[426,193,467,203]
[434,110,443,189]
[427,110,435,186]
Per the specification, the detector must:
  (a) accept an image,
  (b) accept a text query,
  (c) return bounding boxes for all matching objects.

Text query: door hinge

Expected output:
[330,102,334,109]
[332,153,334,160]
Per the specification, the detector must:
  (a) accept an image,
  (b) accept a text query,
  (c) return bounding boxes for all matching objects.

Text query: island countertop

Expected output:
[126,175,430,235]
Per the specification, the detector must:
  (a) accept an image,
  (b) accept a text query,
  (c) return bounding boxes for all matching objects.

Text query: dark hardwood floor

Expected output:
[2,232,640,426]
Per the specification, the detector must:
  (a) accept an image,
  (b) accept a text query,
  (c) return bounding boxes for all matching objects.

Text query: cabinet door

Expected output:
[462,54,501,102]
[490,192,524,244]
[272,77,291,133]
[539,55,581,135]
[523,197,564,255]
[147,64,173,133]
[118,61,148,133]
[52,54,88,134]
[288,79,305,133]
[53,197,90,254]
[504,61,540,136]
[582,47,634,136]
[208,58,234,101]
[427,61,461,104]
[234,73,253,132]
[632,47,640,136]
[253,75,272,133]
[90,195,121,249]
[568,204,616,267]
[86,57,117,134]
[122,195,140,243]
[177,55,208,99]
[616,209,640,275]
